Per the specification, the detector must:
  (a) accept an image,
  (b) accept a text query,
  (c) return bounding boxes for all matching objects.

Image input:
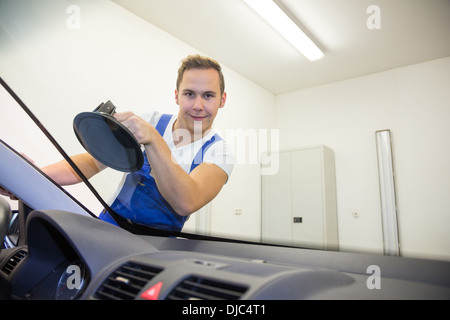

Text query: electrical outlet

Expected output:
[234,208,242,215]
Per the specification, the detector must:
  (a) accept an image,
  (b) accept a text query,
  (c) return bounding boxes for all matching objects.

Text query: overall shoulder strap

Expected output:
[190,134,223,172]
[155,114,172,136]
[142,114,172,174]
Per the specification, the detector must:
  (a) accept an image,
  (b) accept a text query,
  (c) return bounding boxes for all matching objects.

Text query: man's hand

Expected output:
[113,112,157,146]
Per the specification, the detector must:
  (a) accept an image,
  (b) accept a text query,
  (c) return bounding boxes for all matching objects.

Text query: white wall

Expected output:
[275,57,450,260]
[0,0,274,241]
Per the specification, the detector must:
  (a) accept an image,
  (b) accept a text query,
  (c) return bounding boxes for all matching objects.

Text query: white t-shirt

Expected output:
[142,111,234,179]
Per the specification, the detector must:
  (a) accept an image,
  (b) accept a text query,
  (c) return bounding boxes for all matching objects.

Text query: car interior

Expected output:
[2,196,450,300]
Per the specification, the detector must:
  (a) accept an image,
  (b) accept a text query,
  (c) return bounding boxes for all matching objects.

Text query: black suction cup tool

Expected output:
[73,100,144,172]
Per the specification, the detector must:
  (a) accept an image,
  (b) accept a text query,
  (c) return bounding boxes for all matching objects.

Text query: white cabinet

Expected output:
[261,145,338,250]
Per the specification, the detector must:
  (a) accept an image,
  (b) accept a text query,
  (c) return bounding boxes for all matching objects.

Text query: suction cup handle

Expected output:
[93,100,116,115]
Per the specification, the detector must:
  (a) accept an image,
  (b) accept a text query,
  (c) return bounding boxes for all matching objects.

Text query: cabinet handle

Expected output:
[293,217,303,223]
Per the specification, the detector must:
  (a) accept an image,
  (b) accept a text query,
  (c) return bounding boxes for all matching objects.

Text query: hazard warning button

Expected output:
[140,282,163,300]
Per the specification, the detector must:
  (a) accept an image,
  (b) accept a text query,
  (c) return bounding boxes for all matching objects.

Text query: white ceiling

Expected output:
[112,0,450,95]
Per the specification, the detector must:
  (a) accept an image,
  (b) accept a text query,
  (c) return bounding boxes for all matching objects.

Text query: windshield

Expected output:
[1,0,449,261]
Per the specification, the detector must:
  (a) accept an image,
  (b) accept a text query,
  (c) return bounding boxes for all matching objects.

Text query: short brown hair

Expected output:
[176,54,225,95]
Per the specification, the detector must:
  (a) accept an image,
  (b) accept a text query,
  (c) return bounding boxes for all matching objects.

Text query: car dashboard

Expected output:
[1,209,450,301]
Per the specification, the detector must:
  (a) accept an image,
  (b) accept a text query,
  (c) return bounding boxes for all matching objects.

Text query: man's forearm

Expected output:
[144,135,201,216]
[144,133,227,217]
[41,153,105,186]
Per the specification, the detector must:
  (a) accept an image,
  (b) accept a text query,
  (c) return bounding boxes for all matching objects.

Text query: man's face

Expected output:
[175,68,226,138]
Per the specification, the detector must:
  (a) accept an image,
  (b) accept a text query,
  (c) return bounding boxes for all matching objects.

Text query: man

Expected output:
[8,54,234,232]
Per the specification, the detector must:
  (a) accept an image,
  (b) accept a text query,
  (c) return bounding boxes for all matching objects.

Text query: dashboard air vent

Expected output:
[94,262,162,300]
[166,276,247,300]
[1,249,27,275]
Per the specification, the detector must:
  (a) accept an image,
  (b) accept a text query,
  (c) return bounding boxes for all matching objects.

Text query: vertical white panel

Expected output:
[376,130,400,256]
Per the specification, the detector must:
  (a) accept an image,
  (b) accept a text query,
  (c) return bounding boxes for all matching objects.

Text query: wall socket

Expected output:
[234,208,242,215]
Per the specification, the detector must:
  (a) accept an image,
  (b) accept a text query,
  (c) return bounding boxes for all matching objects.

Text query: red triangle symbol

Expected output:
[140,282,163,300]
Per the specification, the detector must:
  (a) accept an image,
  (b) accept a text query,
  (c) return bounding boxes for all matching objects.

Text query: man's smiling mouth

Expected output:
[190,115,207,121]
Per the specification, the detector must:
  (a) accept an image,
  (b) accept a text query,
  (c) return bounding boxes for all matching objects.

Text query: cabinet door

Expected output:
[261,151,292,246]
[291,148,324,249]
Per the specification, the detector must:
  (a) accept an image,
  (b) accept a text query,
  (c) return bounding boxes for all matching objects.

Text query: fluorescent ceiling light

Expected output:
[243,0,324,61]
[376,130,400,256]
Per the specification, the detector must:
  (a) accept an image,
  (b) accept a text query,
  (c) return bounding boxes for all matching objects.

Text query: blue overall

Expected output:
[99,114,222,232]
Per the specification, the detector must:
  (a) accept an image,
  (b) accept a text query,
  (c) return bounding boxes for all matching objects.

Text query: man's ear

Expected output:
[220,91,227,109]
[174,89,179,105]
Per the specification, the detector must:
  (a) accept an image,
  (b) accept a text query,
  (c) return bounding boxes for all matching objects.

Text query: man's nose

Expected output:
[193,96,204,110]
